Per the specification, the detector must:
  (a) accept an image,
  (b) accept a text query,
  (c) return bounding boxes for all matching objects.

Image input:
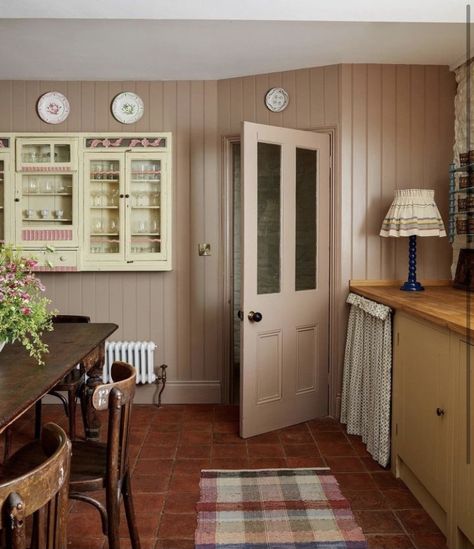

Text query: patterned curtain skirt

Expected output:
[340,293,392,467]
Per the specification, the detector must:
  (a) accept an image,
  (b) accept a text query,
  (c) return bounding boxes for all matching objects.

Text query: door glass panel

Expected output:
[130,159,161,255]
[0,160,4,243]
[20,173,73,227]
[295,148,317,291]
[88,159,120,255]
[257,142,281,295]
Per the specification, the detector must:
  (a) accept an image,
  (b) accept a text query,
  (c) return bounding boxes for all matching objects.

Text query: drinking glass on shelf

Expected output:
[136,220,146,233]
[56,210,64,219]
[108,163,115,180]
[151,219,159,233]
[94,219,103,233]
[25,208,34,219]
[56,179,66,193]
[28,179,38,194]
[152,192,160,206]
[40,209,50,219]
[110,219,118,233]
[94,163,103,180]
[110,188,119,206]
[42,180,53,193]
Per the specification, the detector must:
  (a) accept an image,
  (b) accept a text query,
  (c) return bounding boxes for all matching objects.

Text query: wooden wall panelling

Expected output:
[366,64,383,279]
[380,65,397,279]
[203,80,220,383]
[0,79,221,401]
[190,81,206,381]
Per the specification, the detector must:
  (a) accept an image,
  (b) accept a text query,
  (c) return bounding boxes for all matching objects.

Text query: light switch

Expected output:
[198,243,211,256]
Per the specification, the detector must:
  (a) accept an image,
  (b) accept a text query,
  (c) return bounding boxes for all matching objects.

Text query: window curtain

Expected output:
[340,293,392,467]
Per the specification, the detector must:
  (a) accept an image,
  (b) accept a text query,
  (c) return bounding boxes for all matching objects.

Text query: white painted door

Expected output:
[240,122,330,438]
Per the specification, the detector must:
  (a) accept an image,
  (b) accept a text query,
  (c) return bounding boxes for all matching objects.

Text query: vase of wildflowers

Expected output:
[0,245,54,364]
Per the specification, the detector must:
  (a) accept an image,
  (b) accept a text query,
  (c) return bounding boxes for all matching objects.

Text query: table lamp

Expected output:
[380,189,446,291]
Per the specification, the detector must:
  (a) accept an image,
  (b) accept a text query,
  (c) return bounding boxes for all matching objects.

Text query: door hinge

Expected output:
[395,423,398,436]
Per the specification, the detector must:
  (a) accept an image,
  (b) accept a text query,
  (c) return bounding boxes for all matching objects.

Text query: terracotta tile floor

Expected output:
[2,404,448,549]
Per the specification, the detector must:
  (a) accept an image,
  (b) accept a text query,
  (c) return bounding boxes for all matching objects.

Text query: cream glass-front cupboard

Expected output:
[0,133,172,271]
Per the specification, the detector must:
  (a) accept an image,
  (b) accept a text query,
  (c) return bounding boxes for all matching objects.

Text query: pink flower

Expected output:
[21,307,31,316]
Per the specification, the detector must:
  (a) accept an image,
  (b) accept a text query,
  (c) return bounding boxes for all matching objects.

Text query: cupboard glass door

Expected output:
[16,138,77,171]
[84,153,124,261]
[16,171,78,246]
[125,153,166,261]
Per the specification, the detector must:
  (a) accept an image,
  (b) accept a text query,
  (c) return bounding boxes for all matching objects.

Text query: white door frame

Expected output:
[221,126,340,417]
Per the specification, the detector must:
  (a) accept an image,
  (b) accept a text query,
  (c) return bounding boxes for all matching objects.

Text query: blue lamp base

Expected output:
[400,235,425,292]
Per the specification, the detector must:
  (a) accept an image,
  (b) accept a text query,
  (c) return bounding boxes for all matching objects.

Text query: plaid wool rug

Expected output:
[195,468,367,549]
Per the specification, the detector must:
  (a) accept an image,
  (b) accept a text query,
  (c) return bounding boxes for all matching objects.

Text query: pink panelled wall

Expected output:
[0,64,456,407]
[217,64,455,412]
[0,80,222,403]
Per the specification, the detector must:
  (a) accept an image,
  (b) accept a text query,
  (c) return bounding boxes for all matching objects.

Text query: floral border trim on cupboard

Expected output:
[85,137,167,149]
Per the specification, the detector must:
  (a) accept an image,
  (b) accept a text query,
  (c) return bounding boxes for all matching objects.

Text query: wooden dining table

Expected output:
[0,323,118,440]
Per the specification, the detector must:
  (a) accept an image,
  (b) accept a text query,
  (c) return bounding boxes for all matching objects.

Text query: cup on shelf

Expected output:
[137,220,147,233]
[56,210,64,219]
[110,219,118,232]
[40,209,50,219]
[25,208,34,219]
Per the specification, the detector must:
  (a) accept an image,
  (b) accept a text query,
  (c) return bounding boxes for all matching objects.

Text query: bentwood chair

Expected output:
[39,314,91,440]
[69,361,140,549]
[0,423,71,549]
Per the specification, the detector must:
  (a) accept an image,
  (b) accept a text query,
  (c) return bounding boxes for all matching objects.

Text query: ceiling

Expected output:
[0,1,468,80]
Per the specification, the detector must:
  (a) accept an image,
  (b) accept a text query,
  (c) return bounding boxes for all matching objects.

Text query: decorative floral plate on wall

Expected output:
[37,92,70,124]
[111,92,144,124]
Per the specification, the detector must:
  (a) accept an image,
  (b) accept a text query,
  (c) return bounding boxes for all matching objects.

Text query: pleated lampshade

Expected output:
[379,189,446,292]
[379,189,446,238]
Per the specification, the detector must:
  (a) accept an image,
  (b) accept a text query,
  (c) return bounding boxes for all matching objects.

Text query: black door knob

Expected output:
[248,311,263,322]
[436,408,445,417]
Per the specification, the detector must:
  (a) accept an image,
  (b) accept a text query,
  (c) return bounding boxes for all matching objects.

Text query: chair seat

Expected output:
[3,439,108,493]
[69,440,108,491]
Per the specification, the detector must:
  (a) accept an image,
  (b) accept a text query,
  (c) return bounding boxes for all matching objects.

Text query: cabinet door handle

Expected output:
[14,198,20,202]
[436,407,445,417]
[125,194,130,198]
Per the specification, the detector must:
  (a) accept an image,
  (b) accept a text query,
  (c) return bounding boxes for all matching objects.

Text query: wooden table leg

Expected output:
[80,343,105,441]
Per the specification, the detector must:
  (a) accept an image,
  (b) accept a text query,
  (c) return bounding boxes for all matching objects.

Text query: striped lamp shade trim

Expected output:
[379,189,446,238]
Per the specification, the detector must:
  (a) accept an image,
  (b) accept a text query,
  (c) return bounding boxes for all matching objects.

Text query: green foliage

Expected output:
[0,245,55,364]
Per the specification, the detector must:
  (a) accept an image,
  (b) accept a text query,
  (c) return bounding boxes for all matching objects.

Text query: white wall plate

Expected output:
[37,92,70,124]
[265,87,289,112]
[111,92,144,124]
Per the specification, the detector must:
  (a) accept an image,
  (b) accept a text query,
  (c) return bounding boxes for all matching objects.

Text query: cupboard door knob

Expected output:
[125,194,130,198]
[14,198,20,202]
[119,194,124,198]
[436,408,445,416]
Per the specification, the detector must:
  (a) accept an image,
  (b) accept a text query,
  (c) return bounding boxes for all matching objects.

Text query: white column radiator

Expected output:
[104,341,157,384]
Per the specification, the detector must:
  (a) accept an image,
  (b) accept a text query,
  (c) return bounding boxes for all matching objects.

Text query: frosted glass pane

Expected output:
[295,148,317,291]
[257,142,281,295]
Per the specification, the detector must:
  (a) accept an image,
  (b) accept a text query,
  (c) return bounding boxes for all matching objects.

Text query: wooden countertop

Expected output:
[349,282,474,338]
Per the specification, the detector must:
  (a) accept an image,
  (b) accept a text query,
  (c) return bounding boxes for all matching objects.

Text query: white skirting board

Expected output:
[42,380,222,405]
